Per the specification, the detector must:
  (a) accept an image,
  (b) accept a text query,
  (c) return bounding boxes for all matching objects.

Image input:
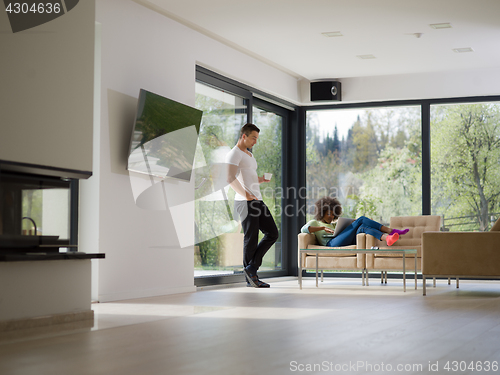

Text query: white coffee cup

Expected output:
[264,173,272,181]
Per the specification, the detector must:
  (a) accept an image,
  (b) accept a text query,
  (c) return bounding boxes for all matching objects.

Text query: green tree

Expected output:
[351,115,379,173]
[358,146,422,222]
[431,103,500,231]
[306,107,422,224]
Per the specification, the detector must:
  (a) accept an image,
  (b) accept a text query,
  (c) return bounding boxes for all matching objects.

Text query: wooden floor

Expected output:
[1,277,500,375]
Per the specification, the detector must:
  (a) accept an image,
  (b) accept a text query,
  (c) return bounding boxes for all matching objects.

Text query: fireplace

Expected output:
[0,168,101,328]
[0,163,103,327]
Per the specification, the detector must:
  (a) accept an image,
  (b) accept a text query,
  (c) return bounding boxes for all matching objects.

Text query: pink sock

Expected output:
[390,228,409,236]
[386,233,399,246]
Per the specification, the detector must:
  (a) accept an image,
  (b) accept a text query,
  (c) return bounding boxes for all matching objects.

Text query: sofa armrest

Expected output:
[298,232,315,249]
[298,233,316,267]
[422,231,500,276]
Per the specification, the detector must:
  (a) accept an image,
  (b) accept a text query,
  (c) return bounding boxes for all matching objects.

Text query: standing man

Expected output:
[226,123,279,288]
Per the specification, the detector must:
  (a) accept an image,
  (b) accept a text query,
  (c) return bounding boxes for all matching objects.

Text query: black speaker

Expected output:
[310,81,342,101]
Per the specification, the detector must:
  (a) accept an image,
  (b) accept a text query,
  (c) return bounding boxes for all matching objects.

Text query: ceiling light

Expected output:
[322,31,343,37]
[357,54,376,59]
[453,47,474,53]
[430,23,452,29]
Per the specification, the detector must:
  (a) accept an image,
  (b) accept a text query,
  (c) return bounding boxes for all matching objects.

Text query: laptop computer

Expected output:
[322,217,355,238]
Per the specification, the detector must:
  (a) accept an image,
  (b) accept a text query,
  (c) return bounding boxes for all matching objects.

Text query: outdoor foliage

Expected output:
[431,103,500,231]
[306,108,421,224]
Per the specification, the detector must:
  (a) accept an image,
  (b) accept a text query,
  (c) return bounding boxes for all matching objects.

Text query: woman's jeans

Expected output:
[327,216,384,247]
[235,200,278,273]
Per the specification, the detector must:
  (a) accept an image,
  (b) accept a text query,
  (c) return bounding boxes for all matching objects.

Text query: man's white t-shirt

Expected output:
[225,146,262,201]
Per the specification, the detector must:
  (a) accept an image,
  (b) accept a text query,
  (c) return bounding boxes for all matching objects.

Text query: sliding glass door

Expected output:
[193,82,286,279]
[252,103,284,271]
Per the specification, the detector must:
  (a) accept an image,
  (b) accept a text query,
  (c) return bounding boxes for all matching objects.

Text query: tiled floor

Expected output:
[1,277,500,375]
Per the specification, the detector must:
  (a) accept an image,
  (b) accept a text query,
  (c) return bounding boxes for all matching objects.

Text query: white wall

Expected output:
[87,0,300,302]
[0,1,94,173]
[0,260,91,321]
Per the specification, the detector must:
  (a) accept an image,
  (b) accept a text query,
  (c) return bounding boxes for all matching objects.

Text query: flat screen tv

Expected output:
[127,89,203,182]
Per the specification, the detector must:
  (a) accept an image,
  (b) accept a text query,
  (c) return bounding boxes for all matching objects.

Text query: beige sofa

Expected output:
[297,232,368,282]
[421,218,500,295]
[365,216,441,281]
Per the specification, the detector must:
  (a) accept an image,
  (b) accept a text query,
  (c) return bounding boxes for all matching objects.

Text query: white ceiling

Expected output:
[140,0,500,81]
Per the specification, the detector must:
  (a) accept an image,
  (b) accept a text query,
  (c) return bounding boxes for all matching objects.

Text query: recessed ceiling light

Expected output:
[453,47,474,53]
[430,23,452,29]
[357,54,376,59]
[322,31,343,37]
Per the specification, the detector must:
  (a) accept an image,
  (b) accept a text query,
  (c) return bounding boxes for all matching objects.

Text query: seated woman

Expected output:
[301,196,409,247]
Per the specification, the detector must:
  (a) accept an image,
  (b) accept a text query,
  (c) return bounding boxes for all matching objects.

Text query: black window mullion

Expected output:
[421,102,431,215]
[247,96,253,124]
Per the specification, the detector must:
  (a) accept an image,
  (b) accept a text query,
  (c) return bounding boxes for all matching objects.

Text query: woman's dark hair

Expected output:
[314,196,342,221]
[239,123,260,139]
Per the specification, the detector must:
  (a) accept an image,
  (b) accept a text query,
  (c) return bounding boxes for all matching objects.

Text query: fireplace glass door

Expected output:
[0,172,71,250]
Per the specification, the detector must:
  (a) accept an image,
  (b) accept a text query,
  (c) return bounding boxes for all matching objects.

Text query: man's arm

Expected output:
[227,164,257,201]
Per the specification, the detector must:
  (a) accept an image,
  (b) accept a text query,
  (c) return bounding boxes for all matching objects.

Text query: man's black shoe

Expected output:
[244,269,270,288]
[244,268,259,287]
[257,280,270,288]
[247,279,270,288]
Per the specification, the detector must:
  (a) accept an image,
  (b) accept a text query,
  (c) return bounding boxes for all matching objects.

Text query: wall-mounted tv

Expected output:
[127,89,203,182]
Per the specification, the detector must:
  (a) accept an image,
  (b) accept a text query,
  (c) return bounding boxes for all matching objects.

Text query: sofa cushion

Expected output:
[305,255,358,269]
[390,216,441,239]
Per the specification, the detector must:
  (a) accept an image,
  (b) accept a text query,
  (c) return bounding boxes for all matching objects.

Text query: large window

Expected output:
[431,102,500,231]
[306,106,422,225]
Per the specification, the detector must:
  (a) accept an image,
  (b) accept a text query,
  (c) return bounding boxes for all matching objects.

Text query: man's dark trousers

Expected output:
[235,200,278,273]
